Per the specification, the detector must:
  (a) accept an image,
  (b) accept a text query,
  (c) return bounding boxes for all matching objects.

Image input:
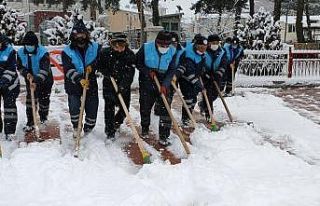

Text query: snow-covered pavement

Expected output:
[0,85,320,206]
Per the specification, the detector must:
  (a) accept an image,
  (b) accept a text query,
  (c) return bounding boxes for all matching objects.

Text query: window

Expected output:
[162,22,170,31]
[288,24,296,33]
[171,23,179,31]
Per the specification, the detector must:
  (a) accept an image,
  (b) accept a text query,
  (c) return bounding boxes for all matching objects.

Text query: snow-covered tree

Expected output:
[237,7,282,50]
[43,6,108,46]
[0,1,27,44]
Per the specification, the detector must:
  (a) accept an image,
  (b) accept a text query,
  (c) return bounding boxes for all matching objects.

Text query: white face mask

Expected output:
[211,44,219,50]
[158,47,169,54]
[196,50,205,55]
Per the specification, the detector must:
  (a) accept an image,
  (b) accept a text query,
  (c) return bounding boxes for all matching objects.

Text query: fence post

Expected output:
[288,47,293,78]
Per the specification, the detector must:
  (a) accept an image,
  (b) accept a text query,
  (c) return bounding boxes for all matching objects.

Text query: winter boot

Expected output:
[141,126,149,138]
[182,118,190,127]
[23,125,35,132]
[159,136,171,147]
[83,126,93,136]
[105,133,115,145]
[73,130,78,139]
[5,134,17,141]
[114,121,121,131]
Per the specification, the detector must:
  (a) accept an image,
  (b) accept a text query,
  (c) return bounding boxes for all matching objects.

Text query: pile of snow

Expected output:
[1,85,320,205]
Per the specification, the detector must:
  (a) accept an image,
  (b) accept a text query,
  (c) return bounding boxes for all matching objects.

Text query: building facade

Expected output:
[280,15,320,43]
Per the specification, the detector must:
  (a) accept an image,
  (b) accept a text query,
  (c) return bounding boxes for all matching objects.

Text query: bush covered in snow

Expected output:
[0,2,27,44]
[237,8,282,50]
[43,7,108,46]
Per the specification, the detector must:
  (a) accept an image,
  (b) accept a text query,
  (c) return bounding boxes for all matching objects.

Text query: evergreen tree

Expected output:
[81,0,120,20]
[0,2,27,44]
[237,7,282,50]
[43,7,108,46]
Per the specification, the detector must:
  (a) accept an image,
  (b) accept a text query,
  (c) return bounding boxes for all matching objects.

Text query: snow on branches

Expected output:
[0,2,27,44]
[43,7,108,46]
[237,8,282,50]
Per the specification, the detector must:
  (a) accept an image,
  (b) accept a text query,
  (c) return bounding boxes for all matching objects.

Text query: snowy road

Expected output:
[0,85,320,206]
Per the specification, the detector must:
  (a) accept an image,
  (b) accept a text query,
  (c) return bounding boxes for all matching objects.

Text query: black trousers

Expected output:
[0,91,19,135]
[201,76,221,120]
[179,78,199,124]
[221,63,238,94]
[67,92,99,133]
[139,81,172,140]
[104,89,131,137]
[26,84,52,126]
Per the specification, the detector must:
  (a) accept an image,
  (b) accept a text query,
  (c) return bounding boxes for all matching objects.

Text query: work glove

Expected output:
[149,70,157,80]
[27,73,37,89]
[80,79,89,89]
[117,86,126,95]
[85,66,93,74]
[160,85,168,96]
[171,75,177,85]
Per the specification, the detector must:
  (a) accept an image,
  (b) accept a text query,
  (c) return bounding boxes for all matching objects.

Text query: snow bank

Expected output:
[1,86,320,206]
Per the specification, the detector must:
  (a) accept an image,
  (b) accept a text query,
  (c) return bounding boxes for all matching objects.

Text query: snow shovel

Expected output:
[110,77,151,164]
[213,80,254,127]
[29,78,42,142]
[74,66,91,158]
[154,75,190,155]
[199,77,219,131]
[213,80,233,122]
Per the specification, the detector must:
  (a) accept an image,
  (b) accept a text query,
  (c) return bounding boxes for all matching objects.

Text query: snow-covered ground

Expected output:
[0,83,320,206]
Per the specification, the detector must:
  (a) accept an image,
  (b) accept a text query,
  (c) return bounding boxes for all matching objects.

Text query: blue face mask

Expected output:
[25,45,36,53]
